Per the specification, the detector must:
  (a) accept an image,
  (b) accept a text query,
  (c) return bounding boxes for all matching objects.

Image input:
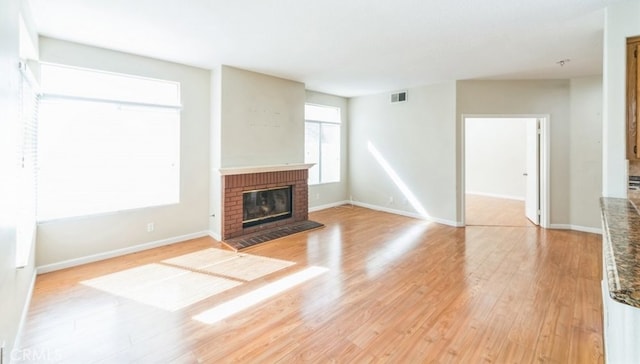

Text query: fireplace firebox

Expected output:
[221,167,310,240]
[242,186,292,228]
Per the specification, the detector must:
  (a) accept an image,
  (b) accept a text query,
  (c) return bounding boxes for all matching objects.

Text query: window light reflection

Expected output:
[367,141,429,218]
[366,224,428,278]
[193,266,328,325]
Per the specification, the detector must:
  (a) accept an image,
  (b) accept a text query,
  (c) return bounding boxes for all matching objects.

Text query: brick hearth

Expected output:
[222,169,309,239]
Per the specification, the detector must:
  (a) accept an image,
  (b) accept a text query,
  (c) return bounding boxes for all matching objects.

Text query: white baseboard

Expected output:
[37,231,210,274]
[345,201,599,232]
[548,224,602,235]
[350,201,462,227]
[466,191,525,201]
[309,200,351,212]
[208,230,222,241]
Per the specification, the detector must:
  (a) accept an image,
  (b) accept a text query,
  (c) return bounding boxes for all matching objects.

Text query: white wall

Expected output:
[570,76,603,229]
[349,82,459,225]
[306,90,350,209]
[209,66,223,239]
[208,66,306,238]
[36,38,211,268]
[603,1,640,197]
[220,65,305,168]
[456,80,571,225]
[0,0,37,359]
[465,118,527,200]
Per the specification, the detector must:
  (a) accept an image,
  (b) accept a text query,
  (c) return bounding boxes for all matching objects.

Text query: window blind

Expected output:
[16,60,39,268]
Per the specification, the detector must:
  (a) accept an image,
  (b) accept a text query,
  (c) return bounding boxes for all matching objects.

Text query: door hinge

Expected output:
[537,209,541,215]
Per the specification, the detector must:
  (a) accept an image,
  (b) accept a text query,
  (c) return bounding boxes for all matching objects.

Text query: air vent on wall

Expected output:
[391,91,407,103]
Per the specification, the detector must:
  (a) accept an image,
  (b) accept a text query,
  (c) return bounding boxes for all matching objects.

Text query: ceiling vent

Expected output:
[390,91,407,103]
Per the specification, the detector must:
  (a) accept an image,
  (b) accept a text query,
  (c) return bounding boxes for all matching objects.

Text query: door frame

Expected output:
[460,114,550,228]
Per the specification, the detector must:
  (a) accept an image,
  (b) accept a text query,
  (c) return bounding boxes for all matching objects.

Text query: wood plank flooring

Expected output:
[18,205,603,363]
[466,194,536,227]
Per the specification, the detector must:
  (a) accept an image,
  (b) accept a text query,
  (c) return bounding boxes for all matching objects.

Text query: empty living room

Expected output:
[1,0,639,363]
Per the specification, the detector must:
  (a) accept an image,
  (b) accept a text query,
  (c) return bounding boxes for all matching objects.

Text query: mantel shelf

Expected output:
[219,163,314,176]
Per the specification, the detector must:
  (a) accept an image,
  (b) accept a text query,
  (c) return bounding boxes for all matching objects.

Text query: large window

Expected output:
[38,63,181,220]
[305,104,341,185]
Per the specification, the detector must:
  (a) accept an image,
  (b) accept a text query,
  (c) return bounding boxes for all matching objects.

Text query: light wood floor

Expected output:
[19,205,603,363]
[466,194,536,227]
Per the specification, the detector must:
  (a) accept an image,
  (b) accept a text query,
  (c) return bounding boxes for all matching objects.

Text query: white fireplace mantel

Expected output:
[219,163,314,176]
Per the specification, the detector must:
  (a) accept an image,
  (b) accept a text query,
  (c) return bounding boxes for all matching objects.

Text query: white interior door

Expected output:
[525,118,540,225]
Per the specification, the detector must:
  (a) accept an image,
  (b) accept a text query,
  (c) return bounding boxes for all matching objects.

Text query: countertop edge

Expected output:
[600,197,640,308]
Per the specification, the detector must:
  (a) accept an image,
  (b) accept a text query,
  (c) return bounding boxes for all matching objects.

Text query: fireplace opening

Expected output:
[242,186,292,228]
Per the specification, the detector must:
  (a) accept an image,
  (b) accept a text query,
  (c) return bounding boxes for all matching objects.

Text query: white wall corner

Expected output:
[208,230,222,242]
[11,269,37,359]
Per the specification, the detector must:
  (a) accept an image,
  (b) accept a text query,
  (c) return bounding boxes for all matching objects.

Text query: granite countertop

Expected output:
[600,197,640,308]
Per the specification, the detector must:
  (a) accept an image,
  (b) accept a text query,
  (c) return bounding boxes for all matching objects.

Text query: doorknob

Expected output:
[523,173,528,176]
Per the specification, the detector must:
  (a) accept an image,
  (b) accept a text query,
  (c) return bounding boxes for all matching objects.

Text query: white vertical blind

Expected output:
[16,61,39,268]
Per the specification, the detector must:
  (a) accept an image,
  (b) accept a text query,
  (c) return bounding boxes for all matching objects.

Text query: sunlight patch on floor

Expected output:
[163,248,295,281]
[193,266,329,325]
[81,248,298,312]
[81,263,241,311]
[163,248,238,268]
[366,224,428,278]
[195,254,296,281]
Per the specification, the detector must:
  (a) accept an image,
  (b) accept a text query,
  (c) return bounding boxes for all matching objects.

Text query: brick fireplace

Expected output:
[220,164,313,240]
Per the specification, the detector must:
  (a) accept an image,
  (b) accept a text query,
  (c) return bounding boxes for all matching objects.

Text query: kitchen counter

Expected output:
[600,197,640,308]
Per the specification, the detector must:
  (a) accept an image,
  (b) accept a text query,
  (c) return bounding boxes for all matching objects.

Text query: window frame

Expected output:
[304,103,341,186]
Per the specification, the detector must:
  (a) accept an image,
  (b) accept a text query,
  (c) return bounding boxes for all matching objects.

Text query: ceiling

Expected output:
[27,0,616,97]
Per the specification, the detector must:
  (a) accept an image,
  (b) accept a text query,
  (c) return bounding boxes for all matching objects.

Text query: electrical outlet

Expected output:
[147,222,154,232]
[389,196,394,204]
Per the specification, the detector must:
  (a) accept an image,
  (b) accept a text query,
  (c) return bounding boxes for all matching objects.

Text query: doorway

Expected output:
[462,115,549,227]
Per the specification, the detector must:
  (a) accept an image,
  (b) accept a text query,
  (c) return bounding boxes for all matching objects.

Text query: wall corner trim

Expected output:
[11,269,37,359]
[208,230,222,242]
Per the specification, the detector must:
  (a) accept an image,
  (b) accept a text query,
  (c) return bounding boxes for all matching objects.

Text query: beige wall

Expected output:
[0,0,38,359]
[349,82,459,225]
[456,80,572,226]
[570,76,603,229]
[208,66,306,238]
[306,90,350,209]
[350,78,602,230]
[36,38,211,268]
[219,65,305,168]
